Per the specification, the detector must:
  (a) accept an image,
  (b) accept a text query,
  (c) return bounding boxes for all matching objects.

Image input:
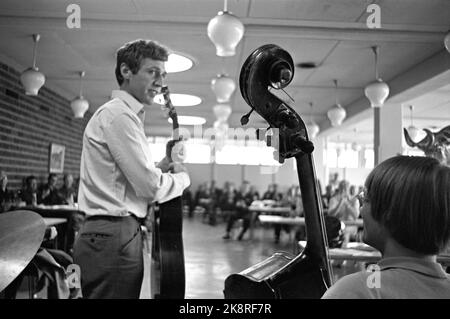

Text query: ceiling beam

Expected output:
[0,15,446,43]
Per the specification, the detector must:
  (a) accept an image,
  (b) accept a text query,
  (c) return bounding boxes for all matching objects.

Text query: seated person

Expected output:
[0,170,13,213]
[223,181,253,240]
[39,173,64,205]
[262,183,282,202]
[21,175,39,206]
[327,180,359,245]
[182,186,194,217]
[58,173,77,205]
[196,182,215,224]
[322,155,450,299]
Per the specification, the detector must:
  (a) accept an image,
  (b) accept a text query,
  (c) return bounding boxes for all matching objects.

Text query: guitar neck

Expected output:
[295,152,333,286]
[163,90,179,140]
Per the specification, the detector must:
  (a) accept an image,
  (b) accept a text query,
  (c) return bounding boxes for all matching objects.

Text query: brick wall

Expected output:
[0,60,92,191]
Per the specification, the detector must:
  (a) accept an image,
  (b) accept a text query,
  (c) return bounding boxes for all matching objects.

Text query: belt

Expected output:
[86,213,140,222]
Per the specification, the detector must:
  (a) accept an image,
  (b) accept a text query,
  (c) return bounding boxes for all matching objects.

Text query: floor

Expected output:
[141,213,362,299]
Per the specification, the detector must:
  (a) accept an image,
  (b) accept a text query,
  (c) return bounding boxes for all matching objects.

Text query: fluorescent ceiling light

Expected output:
[168,116,206,125]
[165,53,194,73]
[154,93,202,107]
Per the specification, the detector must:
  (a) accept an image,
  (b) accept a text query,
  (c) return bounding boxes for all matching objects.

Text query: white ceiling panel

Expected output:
[0,0,447,141]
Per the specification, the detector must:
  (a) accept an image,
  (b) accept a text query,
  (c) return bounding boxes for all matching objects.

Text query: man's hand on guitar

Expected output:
[157,156,171,173]
[169,162,188,174]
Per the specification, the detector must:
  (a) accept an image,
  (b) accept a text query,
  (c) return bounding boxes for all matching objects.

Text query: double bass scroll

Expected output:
[224,44,333,299]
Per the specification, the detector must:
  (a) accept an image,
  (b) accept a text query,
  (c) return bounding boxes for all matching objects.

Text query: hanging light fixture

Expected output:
[212,120,228,151]
[20,34,45,96]
[351,128,361,151]
[207,0,245,57]
[351,142,361,151]
[445,30,450,53]
[211,73,236,103]
[213,103,232,122]
[365,46,390,108]
[327,79,346,126]
[70,71,89,118]
[306,102,320,138]
[407,105,419,141]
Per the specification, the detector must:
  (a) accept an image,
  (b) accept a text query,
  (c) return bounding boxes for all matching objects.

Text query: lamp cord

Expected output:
[32,36,39,69]
[334,79,339,107]
[79,71,85,97]
[372,46,379,80]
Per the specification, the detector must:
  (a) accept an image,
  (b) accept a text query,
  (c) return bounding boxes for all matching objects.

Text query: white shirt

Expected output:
[78,90,190,218]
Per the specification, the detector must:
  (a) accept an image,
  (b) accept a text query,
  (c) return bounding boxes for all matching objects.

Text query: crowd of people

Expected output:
[0,170,78,213]
[180,173,364,246]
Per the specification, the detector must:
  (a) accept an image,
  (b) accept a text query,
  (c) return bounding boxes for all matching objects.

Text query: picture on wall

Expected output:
[49,143,65,173]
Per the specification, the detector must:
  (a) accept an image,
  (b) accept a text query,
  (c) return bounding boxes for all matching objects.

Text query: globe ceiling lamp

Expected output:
[20,34,45,96]
[351,142,361,152]
[211,73,236,103]
[406,105,419,141]
[444,30,450,53]
[70,71,89,118]
[327,79,346,127]
[207,0,245,57]
[214,119,229,134]
[364,46,390,108]
[305,102,319,138]
[213,103,232,122]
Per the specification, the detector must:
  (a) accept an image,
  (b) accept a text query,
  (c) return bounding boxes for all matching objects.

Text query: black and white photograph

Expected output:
[0,0,449,304]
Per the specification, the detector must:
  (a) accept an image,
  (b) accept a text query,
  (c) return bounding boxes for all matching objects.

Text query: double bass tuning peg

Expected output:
[240,108,254,126]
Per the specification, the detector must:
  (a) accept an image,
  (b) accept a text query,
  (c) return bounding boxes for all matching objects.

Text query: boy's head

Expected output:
[363,155,450,255]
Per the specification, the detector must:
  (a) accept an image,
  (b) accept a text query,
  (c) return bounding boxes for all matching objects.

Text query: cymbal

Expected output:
[0,210,46,292]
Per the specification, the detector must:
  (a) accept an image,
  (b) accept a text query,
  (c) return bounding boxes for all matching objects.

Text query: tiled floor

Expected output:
[142,214,362,299]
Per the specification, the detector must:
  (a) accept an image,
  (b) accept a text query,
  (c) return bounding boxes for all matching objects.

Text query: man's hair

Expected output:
[365,155,450,254]
[115,39,170,86]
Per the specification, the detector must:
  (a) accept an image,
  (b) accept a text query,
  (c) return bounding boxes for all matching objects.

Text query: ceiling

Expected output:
[0,0,449,142]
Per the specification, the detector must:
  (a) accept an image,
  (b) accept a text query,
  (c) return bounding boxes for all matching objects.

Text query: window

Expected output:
[147,136,282,166]
[325,142,374,169]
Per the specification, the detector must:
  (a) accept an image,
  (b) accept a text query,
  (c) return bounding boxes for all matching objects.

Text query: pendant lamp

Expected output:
[20,34,45,96]
[445,30,450,53]
[365,46,390,108]
[306,102,319,138]
[211,73,236,103]
[327,79,346,126]
[406,105,419,141]
[70,71,89,118]
[213,104,232,122]
[207,0,244,57]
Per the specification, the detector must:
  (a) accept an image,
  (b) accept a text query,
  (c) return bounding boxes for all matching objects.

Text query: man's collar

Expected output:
[111,90,144,115]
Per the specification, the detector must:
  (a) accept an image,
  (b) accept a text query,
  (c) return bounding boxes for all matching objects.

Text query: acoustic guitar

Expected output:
[224,44,334,299]
[151,86,186,299]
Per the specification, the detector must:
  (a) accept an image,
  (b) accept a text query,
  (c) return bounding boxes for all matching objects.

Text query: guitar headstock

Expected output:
[161,86,186,163]
[239,44,314,163]
[161,86,178,126]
